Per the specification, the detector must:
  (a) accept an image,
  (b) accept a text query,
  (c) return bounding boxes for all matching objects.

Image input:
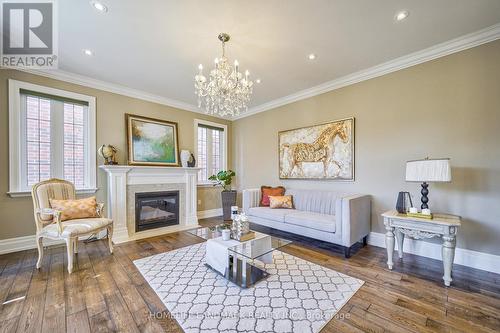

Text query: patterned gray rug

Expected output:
[134,242,364,333]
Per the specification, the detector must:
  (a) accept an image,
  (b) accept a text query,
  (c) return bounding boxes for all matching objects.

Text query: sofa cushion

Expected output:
[285,189,340,215]
[248,207,291,222]
[269,195,294,209]
[284,211,336,233]
[260,186,285,206]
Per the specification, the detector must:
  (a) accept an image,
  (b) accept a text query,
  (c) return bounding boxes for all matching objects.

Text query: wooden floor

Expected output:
[1,217,499,333]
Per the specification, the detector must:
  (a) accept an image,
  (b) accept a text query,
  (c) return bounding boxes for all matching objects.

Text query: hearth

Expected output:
[135,191,179,232]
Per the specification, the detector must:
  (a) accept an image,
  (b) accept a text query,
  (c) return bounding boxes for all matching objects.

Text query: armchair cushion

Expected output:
[40,217,112,238]
[49,196,98,221]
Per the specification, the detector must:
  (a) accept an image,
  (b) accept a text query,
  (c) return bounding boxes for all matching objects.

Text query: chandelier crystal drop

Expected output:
[194,33,253,118]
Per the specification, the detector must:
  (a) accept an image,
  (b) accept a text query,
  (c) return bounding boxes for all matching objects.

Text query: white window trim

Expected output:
[8,79,97,197]
[194,119,228,186]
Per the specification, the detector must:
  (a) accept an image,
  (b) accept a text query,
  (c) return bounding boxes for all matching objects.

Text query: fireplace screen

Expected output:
[135,191,179,232]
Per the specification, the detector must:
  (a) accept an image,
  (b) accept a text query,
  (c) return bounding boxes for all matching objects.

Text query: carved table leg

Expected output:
[442,235,456,286]
[385,226,395,269]
[395,228,404,259]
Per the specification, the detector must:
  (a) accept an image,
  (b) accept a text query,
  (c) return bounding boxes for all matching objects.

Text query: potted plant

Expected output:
[209,170,236,220]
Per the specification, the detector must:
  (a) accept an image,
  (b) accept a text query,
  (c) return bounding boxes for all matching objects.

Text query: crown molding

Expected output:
[16,68,218,117]
[235,23,500,120]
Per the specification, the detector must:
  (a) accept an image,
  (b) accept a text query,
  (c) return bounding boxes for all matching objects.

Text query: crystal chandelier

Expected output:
[195,33,253,117]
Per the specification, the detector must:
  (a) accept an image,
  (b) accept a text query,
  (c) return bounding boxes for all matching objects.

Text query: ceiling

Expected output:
[57,0,500,113]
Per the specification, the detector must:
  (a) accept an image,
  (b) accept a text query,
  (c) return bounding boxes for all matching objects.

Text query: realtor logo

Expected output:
[1,0,58,68]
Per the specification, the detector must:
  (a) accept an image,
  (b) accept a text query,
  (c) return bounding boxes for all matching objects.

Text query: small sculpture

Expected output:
[98,144,118,165]
[187,153,196,167]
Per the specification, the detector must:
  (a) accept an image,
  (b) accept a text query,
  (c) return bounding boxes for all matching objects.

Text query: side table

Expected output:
[381,210,461,286]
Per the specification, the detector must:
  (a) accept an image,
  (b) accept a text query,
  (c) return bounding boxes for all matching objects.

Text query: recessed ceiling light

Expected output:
[255,79,261,84]
[308,53,316,60]
[395,10,409,21]
[83,49,93,56]
[90,1,108,13]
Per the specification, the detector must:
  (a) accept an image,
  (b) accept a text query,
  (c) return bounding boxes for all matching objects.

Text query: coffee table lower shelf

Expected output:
[205,254,270,288]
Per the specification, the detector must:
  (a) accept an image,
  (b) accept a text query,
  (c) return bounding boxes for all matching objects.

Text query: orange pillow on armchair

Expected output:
[260,186,285,206]
[49,196,98,221]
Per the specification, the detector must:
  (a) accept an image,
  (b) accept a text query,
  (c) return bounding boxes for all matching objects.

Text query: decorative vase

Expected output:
[180,150,191,167]
[221,190,237,220]
[221,229,231,241]
[231,213,250,240]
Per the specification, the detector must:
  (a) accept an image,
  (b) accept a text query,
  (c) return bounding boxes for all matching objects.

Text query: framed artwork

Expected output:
[126,114,180,166]
[279,117,354,180]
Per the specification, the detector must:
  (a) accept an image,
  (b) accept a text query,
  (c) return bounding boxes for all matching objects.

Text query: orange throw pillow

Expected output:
[260,186,285,206]
[269,195,294,209]
[49,196,98,221]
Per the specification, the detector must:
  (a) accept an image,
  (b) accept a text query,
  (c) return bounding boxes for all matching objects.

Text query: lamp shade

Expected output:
[406,158,451,182]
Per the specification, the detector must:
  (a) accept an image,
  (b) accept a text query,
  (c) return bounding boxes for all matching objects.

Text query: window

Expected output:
[9,80,96,196]
[194,119,227,184]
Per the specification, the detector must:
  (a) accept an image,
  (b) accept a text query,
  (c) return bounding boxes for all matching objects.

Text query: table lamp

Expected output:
[406,158,451,210]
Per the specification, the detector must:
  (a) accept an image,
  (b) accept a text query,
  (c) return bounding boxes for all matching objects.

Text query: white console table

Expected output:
[382,210,461,286]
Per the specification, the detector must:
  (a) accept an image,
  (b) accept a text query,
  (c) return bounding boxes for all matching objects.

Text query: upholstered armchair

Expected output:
[31,178,113,273]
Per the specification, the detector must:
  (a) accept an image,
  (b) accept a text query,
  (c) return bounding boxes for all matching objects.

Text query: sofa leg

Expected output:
[344,246,351,258]
[363,236,368,246]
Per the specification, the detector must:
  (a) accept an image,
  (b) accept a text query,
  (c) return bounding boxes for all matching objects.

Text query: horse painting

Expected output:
[279,118,354,180]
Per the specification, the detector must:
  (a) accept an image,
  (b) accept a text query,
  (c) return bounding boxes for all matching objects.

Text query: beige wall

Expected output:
[0,69,231,240]
[232,40,500,256]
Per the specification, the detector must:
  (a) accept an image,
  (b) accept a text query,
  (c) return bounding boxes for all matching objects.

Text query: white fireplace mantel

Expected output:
[100,165,200,243]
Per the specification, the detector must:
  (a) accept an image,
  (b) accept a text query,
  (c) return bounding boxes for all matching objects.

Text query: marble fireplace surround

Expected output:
[100,165,200,243]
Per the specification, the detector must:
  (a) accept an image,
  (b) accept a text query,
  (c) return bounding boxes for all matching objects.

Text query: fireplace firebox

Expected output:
[135,191,179,232]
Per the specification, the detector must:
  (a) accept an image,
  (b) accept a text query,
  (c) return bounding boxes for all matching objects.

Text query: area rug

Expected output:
[134,243,364,333]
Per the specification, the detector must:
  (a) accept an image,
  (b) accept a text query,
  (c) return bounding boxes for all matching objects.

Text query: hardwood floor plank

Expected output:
[89,310,116,333]
[66,309,91,333]
[0,252,24,283]
[63,263,86,315]
[0,316,21,333]
[97,241,164,332]
[88,310,117,333]
[77,243,107,317]
[349,305,414,333]
[41,250,66,333]
[104,293,141,333]
[16,293,45,333]
[343,310,385,333]
[0,251,37,321]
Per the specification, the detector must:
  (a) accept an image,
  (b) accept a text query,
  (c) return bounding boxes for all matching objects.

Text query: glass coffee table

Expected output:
[187,225,291,288]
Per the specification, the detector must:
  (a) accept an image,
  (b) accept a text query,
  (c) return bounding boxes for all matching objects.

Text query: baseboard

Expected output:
[367,232,500,275]
[0,231,107,255]
[197,208,223,219]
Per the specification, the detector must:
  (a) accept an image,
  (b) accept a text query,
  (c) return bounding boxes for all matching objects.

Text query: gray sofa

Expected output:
[242,188,371,257]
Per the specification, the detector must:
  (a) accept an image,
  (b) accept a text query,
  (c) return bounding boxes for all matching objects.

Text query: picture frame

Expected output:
[126,114,180,166]
[278,117,355,181]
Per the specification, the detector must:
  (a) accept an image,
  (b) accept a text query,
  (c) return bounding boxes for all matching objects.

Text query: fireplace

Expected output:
[135,191,179,232]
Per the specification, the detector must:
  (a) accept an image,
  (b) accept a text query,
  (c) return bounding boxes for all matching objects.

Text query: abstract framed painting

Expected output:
[279,117,354,180]
[126,114,180,166]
